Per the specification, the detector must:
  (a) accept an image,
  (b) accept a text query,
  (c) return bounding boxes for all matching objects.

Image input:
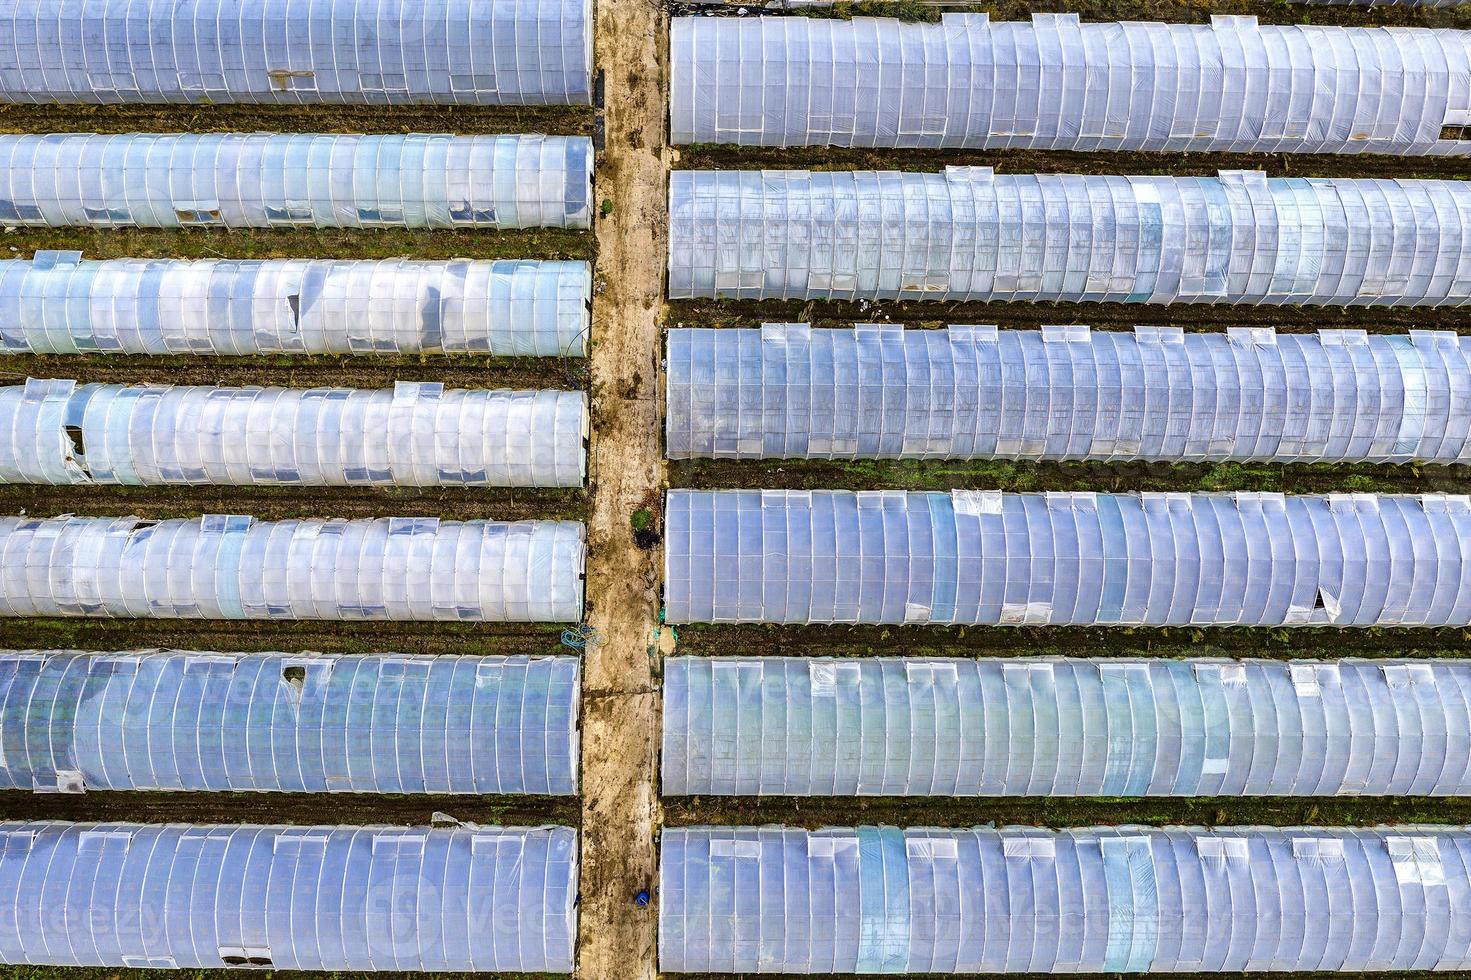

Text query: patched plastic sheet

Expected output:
[0,0,592,106]
[0,134,593,229]
[0,652,579,794]
[0,254,591,356]
[665,489,1471,626]
[664,657,1471,796]
[666,325,1471,463]
[0,822,577,971]
[0,515,585,622]
[661,825,1471,973]
[672,14,1471,155]
[668,169,1471,306]
[0,380,587,487]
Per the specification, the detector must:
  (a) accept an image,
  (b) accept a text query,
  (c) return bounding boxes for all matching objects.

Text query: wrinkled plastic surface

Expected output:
[0,380,587,487]
[666,325,1471,463]
[665,490,1471,626]
[0,515,585,622]
[672,15,1471,155]
[0,0,592,106]
[661,825,1471,973]
[0,134,592,229]
[664,656,1471,796]
[0,254,591,356]
[669,169,1471,307]
[0,652,579,794]
[0,822,577,971]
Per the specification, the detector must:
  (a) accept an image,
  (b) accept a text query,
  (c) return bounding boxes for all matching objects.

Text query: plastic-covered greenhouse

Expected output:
[664,490,1471,627]
[661,825,1471,973]
[0,0,592,106]
[0,134,592,229]
[0,379,587,488]
[664,656,1471,797]
[0,515,584,622]
[671,15,1471,155]
[0,652,578,795]
[666,325,1471,464]
[668,169,1471,306]
[0,253,591,356]
[0,821,577,971]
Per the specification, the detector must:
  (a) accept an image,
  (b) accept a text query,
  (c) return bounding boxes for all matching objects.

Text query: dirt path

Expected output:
[578,0,668,976]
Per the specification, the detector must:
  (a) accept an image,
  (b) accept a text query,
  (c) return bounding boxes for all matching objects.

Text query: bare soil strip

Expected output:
[0,102,593,136]
[576,0,670,977]
[672,622,1471,659]
[664,795,1471,830]
[0,354,589,391]
[670,459,1471,495]
[668,299,1471,334]
[0,620,565,657]
[0,485,585,523]
[0,791,578,828]
[678,143,1471,180]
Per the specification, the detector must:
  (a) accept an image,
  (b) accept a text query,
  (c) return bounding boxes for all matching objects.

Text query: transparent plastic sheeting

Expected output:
[672,15,1471,156]
[0,515,585,622]
[668,169,1471,307]
[661,825,1471,974]
[0,380,587,488]
[664,490,1471,627]
[0,822,577,971]
[666,325,1471,464]
[664,657,1471,797]
[0,253,592,356]
[0,134,592,229]
[0,652,578,795]
[0,0,592,106]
